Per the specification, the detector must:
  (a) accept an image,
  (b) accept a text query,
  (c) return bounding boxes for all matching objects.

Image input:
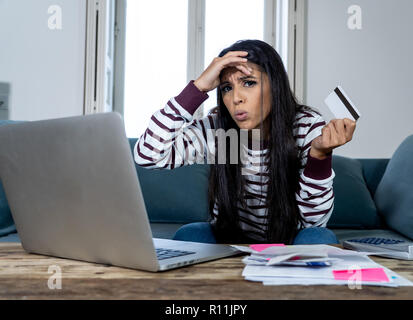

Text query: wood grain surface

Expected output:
[1,243,412,300]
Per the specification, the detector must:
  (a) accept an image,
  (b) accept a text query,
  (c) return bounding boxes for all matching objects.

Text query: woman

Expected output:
[135,39,356,245]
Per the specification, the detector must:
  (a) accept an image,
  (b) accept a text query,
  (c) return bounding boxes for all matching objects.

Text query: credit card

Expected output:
[324,86,361,121]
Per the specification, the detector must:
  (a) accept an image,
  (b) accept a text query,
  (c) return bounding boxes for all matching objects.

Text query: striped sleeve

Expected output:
[134,80,217,170]
[294,111,335,228]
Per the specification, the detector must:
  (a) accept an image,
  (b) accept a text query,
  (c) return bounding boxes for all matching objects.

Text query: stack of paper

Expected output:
[231,244,413,287]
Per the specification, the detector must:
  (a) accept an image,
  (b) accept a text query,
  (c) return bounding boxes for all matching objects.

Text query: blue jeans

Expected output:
[172,222,339,245]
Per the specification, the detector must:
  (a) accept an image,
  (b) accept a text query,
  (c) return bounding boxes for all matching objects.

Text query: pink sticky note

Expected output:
[333,268,389,282]
[249,243,285,252]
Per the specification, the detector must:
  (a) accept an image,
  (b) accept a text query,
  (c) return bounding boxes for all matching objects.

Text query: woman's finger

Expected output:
[219,56,252,76]
[343,118,357,141]
[326,122,339,146]
[321,126,331,147]
[331,119,347,145]
[221,55,249,67]
[223,51,249,58]
[234,64,252,75]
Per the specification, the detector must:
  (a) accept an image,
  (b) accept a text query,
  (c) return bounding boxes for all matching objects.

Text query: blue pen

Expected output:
[283,261,332,267]
[305,262,331,267]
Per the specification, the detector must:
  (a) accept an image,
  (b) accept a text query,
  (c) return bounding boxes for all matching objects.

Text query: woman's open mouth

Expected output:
[235,112,248,121]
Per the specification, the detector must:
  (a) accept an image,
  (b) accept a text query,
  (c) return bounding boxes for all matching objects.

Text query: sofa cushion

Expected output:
[358,158,390,197]
[327,155,383,229]
[0,121,19,237]
[374,135,413,240]
[128,138,210,224]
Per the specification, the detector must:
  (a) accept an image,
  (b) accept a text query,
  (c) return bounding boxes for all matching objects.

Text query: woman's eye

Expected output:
[221,86,230,93]
[220,81,256,93]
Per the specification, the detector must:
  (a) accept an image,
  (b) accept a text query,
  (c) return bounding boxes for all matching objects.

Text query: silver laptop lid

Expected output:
[0,113,159,271]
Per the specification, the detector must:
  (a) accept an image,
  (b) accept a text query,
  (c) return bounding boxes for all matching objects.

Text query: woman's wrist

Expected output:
[175,81,209,115]
[309,147,331,160]
[193,79,208,93]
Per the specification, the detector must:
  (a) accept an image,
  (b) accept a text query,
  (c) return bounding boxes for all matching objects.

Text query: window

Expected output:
[119,0,293,137]
[203,0,265,114]
[123,0,188,138]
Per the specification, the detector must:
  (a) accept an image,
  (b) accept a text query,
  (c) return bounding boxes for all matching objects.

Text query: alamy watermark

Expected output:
[48,5,62,30]
[347,5,362,30]
[145,128,265,175]
[47,265,62,290]
[347,265,362,290]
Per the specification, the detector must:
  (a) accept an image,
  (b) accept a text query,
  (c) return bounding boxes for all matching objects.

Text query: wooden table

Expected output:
[1,242,413,300]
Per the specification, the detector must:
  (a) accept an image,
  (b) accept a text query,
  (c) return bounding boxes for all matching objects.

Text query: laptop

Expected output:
[0,112,240,271]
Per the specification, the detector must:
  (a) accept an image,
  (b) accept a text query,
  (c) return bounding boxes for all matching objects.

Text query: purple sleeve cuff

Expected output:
[174,80,209,115]
[303,151,333,180]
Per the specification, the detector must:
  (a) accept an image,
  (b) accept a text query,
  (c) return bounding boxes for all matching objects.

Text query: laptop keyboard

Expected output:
[155,248,196,260]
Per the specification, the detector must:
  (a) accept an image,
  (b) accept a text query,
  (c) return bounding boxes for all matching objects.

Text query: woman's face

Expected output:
[219,62,272,135]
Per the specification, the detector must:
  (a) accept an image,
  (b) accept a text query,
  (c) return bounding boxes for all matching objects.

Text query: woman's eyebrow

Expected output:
[220,75,258,86]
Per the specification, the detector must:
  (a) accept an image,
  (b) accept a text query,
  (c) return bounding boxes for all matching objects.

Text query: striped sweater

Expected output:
[134,80,335,241]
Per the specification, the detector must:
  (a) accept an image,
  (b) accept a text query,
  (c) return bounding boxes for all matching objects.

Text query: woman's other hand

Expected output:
[310,118,357,159]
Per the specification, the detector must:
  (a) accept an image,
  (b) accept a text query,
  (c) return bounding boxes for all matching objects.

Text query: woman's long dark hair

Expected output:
[208,39,315,244]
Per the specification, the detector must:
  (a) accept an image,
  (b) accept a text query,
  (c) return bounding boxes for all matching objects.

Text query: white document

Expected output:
[242,254,341,267]
[258,277,399,287]
[243,254,380,278]
[250,266,413,287]
[254,244,329,256]
[236,244,413,287]
[232,244,337,256]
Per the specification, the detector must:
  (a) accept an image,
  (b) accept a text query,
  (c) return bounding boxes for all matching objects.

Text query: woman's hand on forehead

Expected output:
[194,51,253,93]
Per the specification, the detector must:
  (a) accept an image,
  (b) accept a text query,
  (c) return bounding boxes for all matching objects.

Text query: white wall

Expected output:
[0,0,86,121]
[304,0,413,158]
